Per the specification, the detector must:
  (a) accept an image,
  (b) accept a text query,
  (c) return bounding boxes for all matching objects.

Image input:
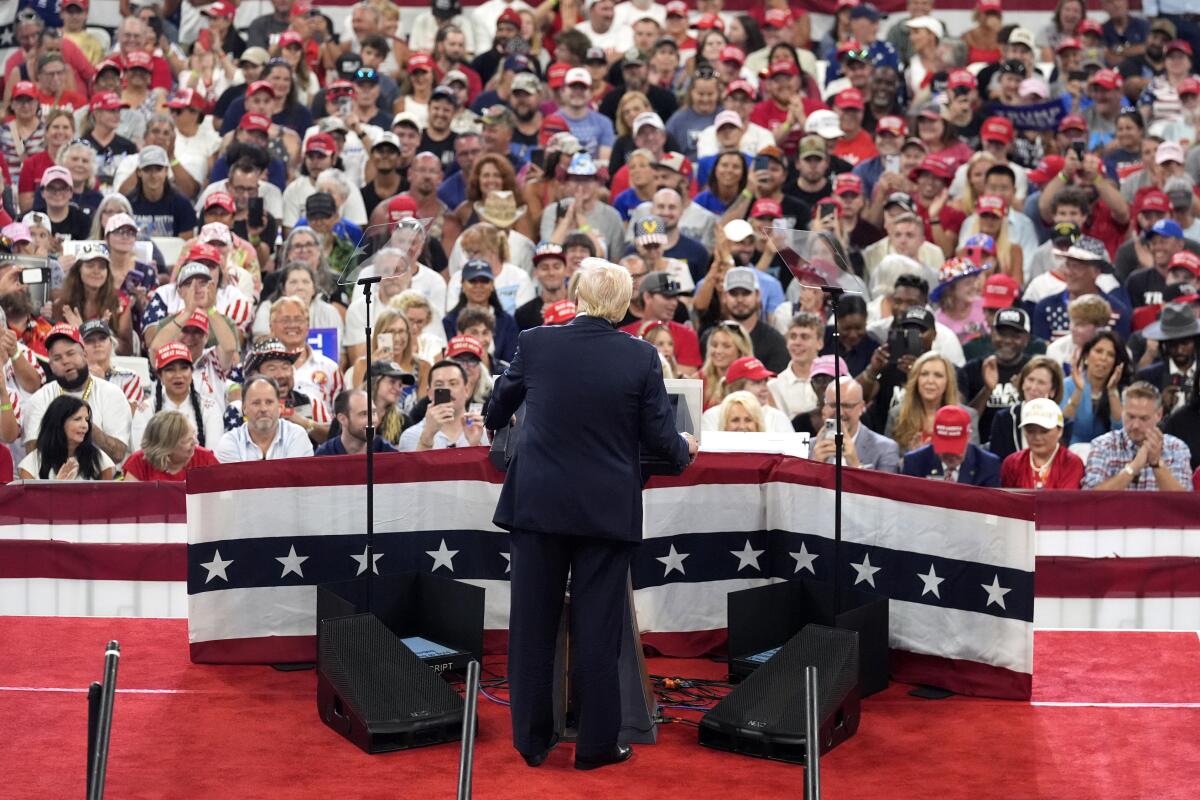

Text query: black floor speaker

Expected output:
[698,624,860,764]
[317,613,465,754]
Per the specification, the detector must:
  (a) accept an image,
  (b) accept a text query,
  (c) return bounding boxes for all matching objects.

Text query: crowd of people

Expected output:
[1,0,1200,494]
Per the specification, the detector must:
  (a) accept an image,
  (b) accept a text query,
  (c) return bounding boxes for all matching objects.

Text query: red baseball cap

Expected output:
[541,299,578,325]
[247,80,276,97]
[168,87,208,112]
[768,59,799,78]
[982,274,1020,309]
[980,116,1015,144]
[204,0,235,18]
[833,88,864,110]
[186,241,223,266]
[1027,155,1065,185]
[763,8,793,28]
[751,198,782,218]
[155,342,193,371]
[910,155,953,182]
[1138,189,1172,215]
[547,62,570,90]
[720,45,746,65]
[665,0,688,17]
[90,91,128,111]
[977,0,1002,12]
[833,173,864,196]
[125,51,154,71]
[1166,39,1194,57]
[977,194,1008,217]
[724,356,775,384]
[96,58,123,75]
[837,38,867,59]
[1058,113,1088,132]
[387,194,418,222]
[11,81,37,100]
[1076,19,1103,37]
[45,322,82,348]
[695,13,724,31]
[446,335,485,361]
[725,79,756,98]
[1055,36,1082,53]
[305,132,337,155]
[204,191,236,213]
[932,406,971,457]
[182,308,210,334]
[1169,250,1200,278]
[876,115,907,137]
[326,80,355,97]
[1179,76,1200,96]
[239,113,271,133]
[497,7,522,27]
[947,69,977,92]
[408,51,435,73]
[278,31,304,49]
[1088,68,1123,91]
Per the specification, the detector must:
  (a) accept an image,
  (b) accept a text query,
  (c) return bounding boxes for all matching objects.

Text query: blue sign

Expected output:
[989,100,1067,132]
[307,328,339,364]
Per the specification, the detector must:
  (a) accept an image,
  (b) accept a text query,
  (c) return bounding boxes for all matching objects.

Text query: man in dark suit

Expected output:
[485,259,697,771]
[901,406,1001,487]
[1135,302,1199,413]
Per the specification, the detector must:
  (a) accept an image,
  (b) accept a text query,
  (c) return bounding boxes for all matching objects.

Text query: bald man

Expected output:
[809,378,901,472]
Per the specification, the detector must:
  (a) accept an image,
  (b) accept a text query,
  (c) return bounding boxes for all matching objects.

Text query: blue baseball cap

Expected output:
[462,259,494,282]
[1144,218,1184,240]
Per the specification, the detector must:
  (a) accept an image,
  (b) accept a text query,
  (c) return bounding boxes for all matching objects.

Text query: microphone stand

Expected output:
[358,274,383,612]
[820,285,846,615]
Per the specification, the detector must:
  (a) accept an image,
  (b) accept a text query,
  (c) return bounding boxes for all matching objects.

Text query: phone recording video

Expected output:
[434,387,452,406]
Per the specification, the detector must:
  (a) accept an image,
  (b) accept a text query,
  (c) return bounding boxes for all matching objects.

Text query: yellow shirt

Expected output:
[64,31,104,65]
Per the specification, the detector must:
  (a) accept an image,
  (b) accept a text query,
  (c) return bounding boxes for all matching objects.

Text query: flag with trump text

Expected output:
[185,450,1036,700]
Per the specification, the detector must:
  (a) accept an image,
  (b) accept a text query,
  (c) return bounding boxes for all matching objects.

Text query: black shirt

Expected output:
[49,204,92,242]
[957,354,1029,442]
[128,187,198,238]
[419,130,458,172]
[820,325,879,378]
[792,181,833,210]
[1124,267,1168,309]
[748,321,790,373]
[1164,406,1200,471]
[598,85,678,125]
[85,132,138,190]
[361,180,408,219]
[515,296,545,331]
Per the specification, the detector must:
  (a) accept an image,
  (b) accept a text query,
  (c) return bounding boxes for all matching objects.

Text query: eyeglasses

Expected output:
[354,68,379,81]
[290,241,318,251]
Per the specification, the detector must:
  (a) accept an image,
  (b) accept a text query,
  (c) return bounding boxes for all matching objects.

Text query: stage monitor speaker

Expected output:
[698,624,860,764]
[317,613,465,754]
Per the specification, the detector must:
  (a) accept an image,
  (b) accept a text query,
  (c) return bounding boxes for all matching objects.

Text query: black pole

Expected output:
[822,286,846,615]
[87,640,120,800]
[359,275,382,612]
[456,660,481,800]
[86,682,101,798]
[803,665,821,799]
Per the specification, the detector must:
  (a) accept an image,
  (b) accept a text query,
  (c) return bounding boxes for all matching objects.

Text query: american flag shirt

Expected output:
[142,283,256,336]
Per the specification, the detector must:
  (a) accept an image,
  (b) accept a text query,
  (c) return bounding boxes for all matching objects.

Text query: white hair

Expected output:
[872,253,937,299]
[572,258,633,323]
[314,170,352,207]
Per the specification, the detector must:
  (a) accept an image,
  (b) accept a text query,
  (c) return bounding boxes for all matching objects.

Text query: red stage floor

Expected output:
[3,618,1199,800]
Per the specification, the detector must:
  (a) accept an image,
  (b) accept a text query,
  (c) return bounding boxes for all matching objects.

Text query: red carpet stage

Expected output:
[3,617,1199,800]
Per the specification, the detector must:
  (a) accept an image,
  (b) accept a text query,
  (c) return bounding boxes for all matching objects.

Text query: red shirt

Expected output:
[18,151,56,196]
[1000,447,1085,490]
[620,319,702,367]
[123,447,220,482]
[1083,198,1129,261]
[916,201,966,244]
[749,97,828,158]
[831,129,878,168]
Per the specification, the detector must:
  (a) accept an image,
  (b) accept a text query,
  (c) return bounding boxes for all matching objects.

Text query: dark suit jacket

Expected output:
[485,315,691,542]
[901,443,1001,488]
[1135,361,1177,392]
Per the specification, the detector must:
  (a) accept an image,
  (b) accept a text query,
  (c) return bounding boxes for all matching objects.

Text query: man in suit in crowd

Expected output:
[901,405,1001,487]
[485,259,698,771]
[809,378,901,472]
[1135,302,1199,413]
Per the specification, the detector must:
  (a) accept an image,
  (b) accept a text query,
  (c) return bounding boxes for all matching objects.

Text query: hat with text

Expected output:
[79,319,113,341]
[931,405,971,457]
[982,273,1020,309]
[45,323,83,349]
[724,356,774,383]
[155,341,194,371]
[1020,397,1063,430]
[641,271,682,297]
[541,299,578,326]
[993,307,1031,334]
[446,335,486,362]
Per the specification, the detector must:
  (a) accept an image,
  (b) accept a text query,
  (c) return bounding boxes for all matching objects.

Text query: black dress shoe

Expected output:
[574,745,633,771]
[521,735,559,767]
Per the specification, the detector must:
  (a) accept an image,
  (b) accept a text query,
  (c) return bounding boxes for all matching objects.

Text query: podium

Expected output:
[551,574,658,745]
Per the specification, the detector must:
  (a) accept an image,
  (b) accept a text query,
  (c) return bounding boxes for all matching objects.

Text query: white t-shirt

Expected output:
[445,262,535,316]
[447,230,535,275]
[18,448,115,480]
[23,377,133,452]
[215,420,314,463]
[768,366,818,420]
[131,385,226,451]
[282,175,369,228]
[252,297,345,347]
[292,348,343,415]
[574,21,624,52]
[701,403,794,434]
[695,122,775,160]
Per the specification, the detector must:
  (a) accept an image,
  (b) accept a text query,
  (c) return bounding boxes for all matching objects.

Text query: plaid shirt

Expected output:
[1082,429,1192,490]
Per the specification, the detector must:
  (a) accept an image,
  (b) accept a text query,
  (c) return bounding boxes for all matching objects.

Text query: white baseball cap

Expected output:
[905,16,944,39]
[804,109,845,140]
[1020,397,1064,430]
[565,67,592,87]
[633,111,664,134]
[715,109,744,130]
[723,219,754,243]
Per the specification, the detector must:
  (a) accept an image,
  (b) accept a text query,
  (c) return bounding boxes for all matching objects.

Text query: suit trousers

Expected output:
[507,528,635,759]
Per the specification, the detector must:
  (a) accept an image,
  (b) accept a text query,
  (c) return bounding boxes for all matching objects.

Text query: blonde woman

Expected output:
[609,91,655,177]
[887,351,978,452]
[952,151,997,218]
[637,320,681,379]
[967,194,1023,284]
[701,322,753,409]
[719,390,764,432]
[349,310,431,401]
[390,290,446,363]
[614,149,659,222]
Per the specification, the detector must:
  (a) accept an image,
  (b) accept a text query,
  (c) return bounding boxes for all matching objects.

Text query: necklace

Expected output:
[58,377,94,403]
[1029,445,1058,489]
